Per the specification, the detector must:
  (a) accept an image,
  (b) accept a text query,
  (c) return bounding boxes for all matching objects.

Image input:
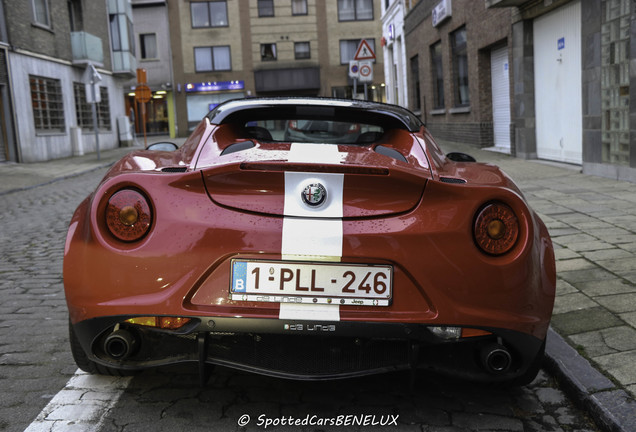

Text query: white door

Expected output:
[491,46,511,152]
[533,0,582,164]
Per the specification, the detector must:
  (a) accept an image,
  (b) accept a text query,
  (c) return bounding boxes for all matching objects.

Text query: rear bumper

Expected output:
[73,315,544,383]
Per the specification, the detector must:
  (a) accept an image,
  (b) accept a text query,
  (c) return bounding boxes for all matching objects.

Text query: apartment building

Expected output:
[168,0,385,135]
[0,0,135,163]
[126,0,175,138]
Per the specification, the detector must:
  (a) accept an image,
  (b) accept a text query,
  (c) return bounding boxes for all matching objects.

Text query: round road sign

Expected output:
[135,84,152,103]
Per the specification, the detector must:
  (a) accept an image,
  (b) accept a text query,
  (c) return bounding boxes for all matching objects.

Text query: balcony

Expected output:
[112,50,137,77]
[71,32,104,66]
[485,0,528,7]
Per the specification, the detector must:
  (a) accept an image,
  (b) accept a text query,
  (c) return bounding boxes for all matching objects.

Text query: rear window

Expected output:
[244,119,384,144]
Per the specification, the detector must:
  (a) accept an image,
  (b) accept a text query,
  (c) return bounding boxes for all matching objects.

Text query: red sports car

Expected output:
[64,98,555,385]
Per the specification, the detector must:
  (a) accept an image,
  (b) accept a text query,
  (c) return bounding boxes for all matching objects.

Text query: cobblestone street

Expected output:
[0,170,103,430]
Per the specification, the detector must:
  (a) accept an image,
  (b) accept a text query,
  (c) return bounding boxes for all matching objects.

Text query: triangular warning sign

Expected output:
[354,40,376,61]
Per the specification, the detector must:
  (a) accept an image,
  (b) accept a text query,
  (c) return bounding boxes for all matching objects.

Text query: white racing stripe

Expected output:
[24,370,131,432]
[280,143,345,321]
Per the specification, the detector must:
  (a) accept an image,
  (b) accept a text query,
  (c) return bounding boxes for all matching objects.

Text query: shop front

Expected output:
[125,87,174,138]
[184,80,246,131]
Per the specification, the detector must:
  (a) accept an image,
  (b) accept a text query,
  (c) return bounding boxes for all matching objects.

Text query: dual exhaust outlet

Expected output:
[481,343,512,374]
[103,328,138,360]
[102,328,513,375]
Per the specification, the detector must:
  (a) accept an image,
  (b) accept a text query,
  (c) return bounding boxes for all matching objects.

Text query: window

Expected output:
[294,42,310,59]
[292,0,307,15]
[339,39,375,64]
[258,0,274,17]
[191,1,228,28]
[261,43,277,61]
[30,75,64,133]
[338,0,373,21]
[194,46,231,71]
[430,41,444,109]
[110,13,135,53]
[73,82,112,131]
[410,55,421,111]
[68,0,83,31]
[32,0,51,27]
[452,27,469,106]
[140,34,157,59]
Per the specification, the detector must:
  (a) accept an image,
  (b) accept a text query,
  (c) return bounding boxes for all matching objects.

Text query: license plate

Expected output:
[230,260,392,306]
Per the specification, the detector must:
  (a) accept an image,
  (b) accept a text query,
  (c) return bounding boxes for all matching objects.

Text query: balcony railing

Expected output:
[71,31,104,65]
[112,50,137,76]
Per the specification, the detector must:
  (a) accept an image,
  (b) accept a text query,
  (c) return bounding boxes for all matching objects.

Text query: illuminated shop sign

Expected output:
[185,80,245,92]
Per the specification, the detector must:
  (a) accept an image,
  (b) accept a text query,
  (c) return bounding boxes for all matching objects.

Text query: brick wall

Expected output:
[405,0,513,149]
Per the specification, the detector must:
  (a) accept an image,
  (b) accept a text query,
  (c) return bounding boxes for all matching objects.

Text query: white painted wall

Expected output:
[8,52,126,162]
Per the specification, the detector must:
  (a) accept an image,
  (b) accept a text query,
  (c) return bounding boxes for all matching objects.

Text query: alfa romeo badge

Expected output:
[301,183,327,207]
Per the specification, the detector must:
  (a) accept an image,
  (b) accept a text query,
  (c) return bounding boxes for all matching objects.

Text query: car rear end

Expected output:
[65,99,555,384]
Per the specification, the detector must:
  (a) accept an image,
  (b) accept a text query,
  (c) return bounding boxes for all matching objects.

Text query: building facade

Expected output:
[169,0,385,135]
[126,0,176,138]
[0,0,136,163]
[405,0,636,183]
[405,0,514,149]
[489,0,636,182]
[381,0,417,108]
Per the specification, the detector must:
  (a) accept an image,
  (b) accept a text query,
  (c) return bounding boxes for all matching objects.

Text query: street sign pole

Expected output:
[87,64,102,161]
[90,82,100,161]
[135,69,151,148]
[353,40,376,101]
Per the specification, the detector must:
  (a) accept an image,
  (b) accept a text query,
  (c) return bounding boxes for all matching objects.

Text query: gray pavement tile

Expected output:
[551,307,624,335]
[553,293,598,314]
[620,311,636,328]
[594,350,636,386]
[622,272,636,284]
[569,326,636,357]
[596,256,636,274]
[581,248,634,261]
[552,233,599,247]
[554,248,582,260]
[594,293,636,314]
[559,268,617,284]
[576,278,636,296]
[568,241,617,252]
[556,258,597,272]
[556,279,579,296]
[545,227,582,237]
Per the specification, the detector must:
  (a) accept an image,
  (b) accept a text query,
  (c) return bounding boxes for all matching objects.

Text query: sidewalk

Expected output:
[0,136,187,196]
[1,136,635,430]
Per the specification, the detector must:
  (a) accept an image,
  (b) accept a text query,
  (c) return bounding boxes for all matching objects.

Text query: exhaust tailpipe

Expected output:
[103,329,137,360]
[481,343,512,374]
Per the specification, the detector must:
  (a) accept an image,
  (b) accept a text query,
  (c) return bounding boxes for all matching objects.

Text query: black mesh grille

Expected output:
[440,177,467,184]
[207,334,410,376]
[161,167,188,173]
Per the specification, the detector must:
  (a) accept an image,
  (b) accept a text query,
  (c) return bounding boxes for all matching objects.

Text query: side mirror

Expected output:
[146,142,179,151]
[446,152,476,162]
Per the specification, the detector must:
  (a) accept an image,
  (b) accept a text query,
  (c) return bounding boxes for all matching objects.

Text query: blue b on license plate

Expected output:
[230,260,392,306]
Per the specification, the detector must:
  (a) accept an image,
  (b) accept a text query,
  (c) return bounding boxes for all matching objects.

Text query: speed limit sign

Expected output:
[358,60,373,82]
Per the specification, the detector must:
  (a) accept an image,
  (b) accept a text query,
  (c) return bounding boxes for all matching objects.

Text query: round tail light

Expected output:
[474,202,519,255]
[106,189,152,242]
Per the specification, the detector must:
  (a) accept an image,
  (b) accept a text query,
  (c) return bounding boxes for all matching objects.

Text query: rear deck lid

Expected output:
[203,143,429,218]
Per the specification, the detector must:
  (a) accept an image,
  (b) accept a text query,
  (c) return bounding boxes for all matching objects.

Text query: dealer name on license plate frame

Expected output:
[230,260,392,306]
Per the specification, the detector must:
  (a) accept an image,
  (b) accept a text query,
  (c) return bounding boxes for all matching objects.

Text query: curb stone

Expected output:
[545,328,636,432]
